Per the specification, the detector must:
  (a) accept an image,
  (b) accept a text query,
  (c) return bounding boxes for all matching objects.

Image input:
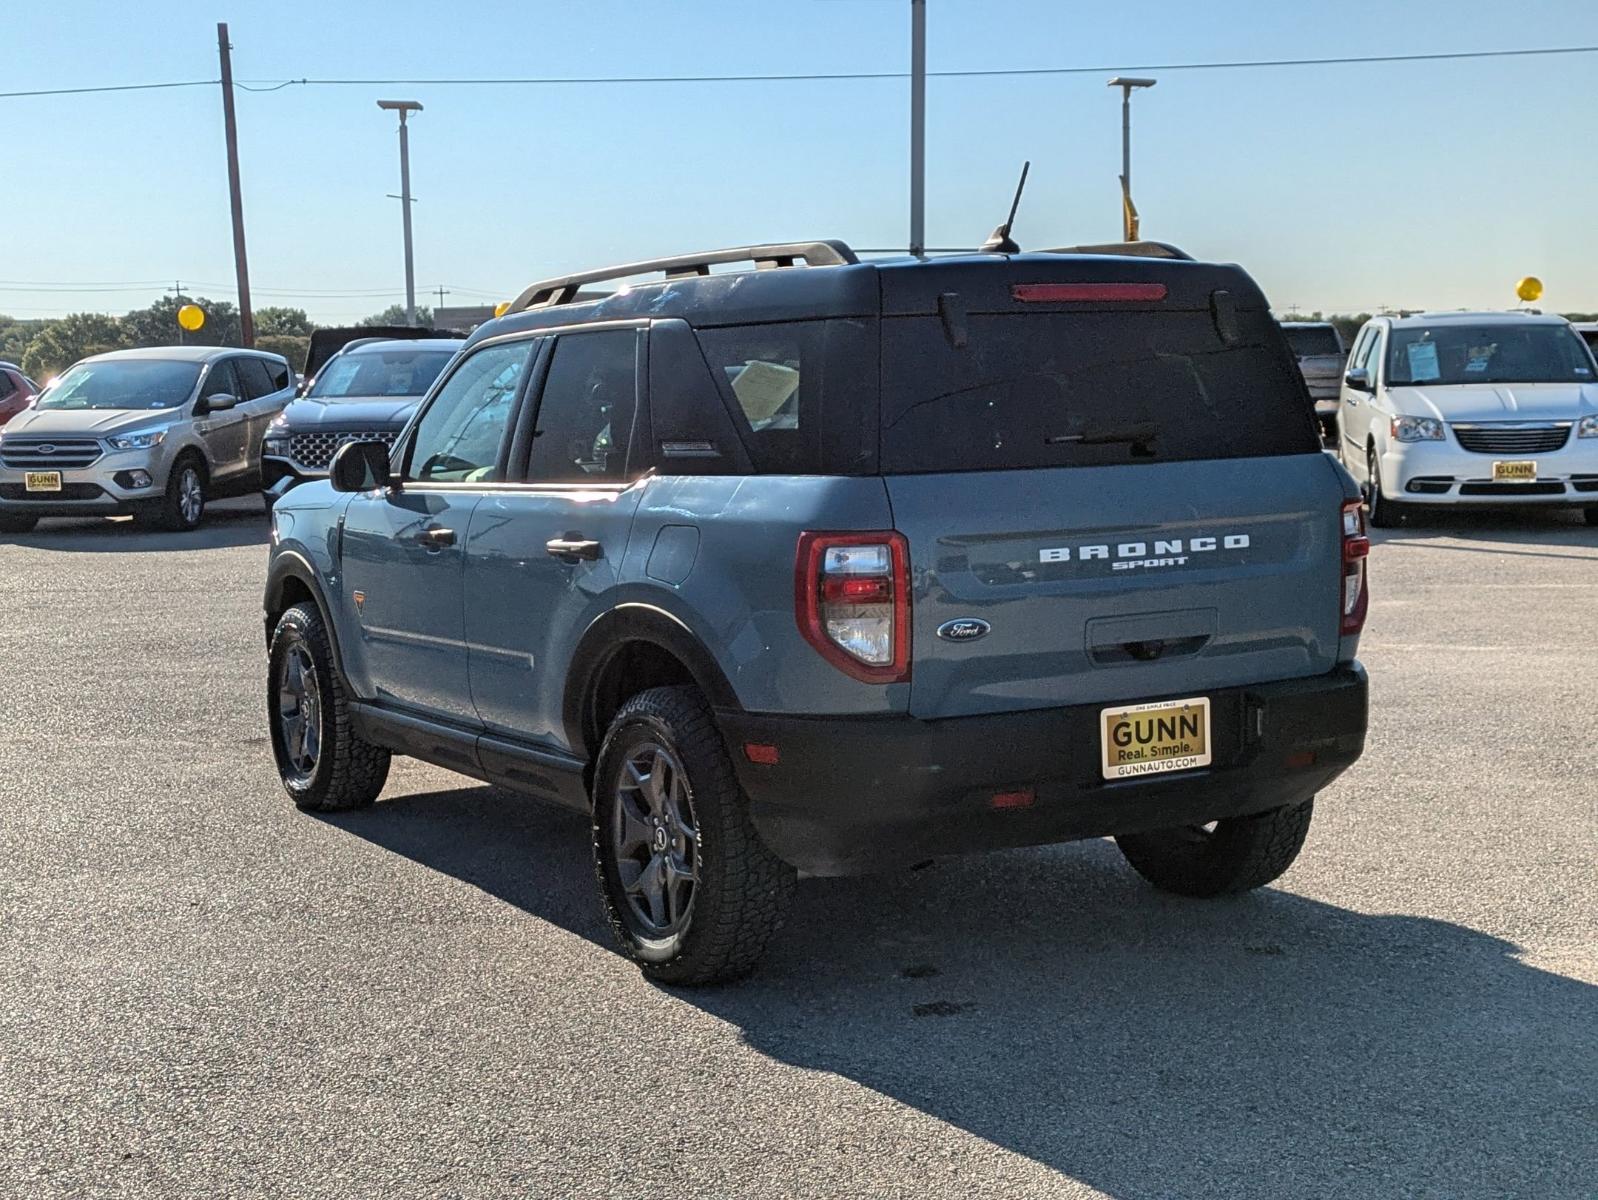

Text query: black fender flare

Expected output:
[263,549,350,683]
[562,602,741,756]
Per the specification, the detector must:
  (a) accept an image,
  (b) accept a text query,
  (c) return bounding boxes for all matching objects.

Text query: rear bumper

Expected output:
[718,664,1368,876]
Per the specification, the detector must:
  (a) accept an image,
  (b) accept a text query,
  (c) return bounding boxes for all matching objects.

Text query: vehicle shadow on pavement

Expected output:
[1370,507,1596,559]
[326,783,1595,1197]
[3,500,269,552]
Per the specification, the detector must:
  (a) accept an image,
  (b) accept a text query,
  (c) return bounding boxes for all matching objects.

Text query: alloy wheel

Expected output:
[178,468,204,526]
[277,643,322,781]
[611,741,699,939]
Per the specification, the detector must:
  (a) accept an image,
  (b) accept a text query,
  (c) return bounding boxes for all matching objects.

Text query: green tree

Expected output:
[0,315,45,364]
[358,304,432,329]
[20,313,129,379]
[121,295,241,348]
[255,306,316,338]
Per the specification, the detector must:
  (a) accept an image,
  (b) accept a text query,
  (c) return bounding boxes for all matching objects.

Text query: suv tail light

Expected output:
[1340,500,1370,635]
[795,532,910,683]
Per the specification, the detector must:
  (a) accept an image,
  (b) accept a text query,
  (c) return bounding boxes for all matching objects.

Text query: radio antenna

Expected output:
[981,160,1031,254]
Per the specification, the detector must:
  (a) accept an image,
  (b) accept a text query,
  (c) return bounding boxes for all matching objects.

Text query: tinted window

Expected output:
[406,342,529,483]
[1283,325,1342,357]
[527,330,638,483]
[879,310,1319,474]
[0,372,13,399]
[201,361,238,400]
[696,323,822,473]
[235,357,277,399]
[1385,323,1595,386]
[267,358,291,391]
[309,348,456,399]
[37,360,203,411]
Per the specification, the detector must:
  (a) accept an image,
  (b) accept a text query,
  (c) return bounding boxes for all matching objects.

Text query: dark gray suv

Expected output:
[263,240,1371,984]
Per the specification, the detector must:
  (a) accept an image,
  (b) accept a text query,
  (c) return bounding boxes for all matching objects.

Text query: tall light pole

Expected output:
[909,0,926,257]
[1107,77,1155,242]
[377,99,423,325]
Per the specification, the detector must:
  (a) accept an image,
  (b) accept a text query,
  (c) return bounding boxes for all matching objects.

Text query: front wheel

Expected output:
[1114,800,1314,898]
[140,457,207,531]
[1366,445,1404,528]
[592,686,795,985]
[267,602,390,811]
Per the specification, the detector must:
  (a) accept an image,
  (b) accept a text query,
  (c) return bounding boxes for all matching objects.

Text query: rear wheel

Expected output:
[268,602,390,811]
[1366,445,1403,528]
[0,513,38,534]
[592,685,795,985]
[1114,800,1314,898]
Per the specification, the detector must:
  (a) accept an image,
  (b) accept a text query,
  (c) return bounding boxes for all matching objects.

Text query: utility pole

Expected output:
[1107,76,1156,242]
[433,285,449,309]
[217,23,255,347]
[908,0,926,257]
[378,100,424,326]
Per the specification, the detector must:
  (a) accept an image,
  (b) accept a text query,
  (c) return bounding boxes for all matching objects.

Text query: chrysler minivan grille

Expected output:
[1451,423,1571,454]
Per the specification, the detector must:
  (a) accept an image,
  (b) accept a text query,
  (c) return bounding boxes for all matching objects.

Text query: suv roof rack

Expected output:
[1043,240,1194,261]
[508,240,860,313]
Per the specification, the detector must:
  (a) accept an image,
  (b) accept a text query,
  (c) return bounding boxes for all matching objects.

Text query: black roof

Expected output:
[463,243,1265,352]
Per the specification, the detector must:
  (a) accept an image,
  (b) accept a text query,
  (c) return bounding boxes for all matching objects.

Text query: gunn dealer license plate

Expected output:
[24,471,62,493]
[1492,460,1537,482]
[1100,696,1212,781]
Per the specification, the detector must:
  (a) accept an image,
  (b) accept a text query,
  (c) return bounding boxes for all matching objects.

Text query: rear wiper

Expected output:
[1045,421,1158,447]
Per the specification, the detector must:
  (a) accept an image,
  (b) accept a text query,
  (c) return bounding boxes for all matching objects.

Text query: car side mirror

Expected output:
[329,439,394,493]
[1343,367,1372,392]
[201,392,239,413]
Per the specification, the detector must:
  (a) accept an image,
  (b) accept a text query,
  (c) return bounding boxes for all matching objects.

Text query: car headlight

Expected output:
[1390,416,1445,443]
[263,436,291,455]
[1578,414,1598,439]
[106,429,167,451]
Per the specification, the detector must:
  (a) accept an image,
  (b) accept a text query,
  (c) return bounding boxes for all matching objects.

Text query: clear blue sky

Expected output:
[7,0,1598,323]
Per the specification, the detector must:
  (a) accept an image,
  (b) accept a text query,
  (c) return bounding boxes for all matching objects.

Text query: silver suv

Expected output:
[0,346,293,534]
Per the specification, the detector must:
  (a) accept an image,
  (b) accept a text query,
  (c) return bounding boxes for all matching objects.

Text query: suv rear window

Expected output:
[879,310,1319,474]
[1283,325,1341,357]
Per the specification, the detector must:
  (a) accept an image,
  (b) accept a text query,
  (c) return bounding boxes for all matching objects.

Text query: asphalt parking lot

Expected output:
[2,500,1594,1199]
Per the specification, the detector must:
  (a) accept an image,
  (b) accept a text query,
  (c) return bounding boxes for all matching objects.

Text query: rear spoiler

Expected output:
[1043,241,1194,261]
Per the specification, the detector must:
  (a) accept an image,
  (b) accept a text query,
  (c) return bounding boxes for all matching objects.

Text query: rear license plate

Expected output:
[1100,696,1212,781]
[1492,460,1537,482]
[24,471,62,493]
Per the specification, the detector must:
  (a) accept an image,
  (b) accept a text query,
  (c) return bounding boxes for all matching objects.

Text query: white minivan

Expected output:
[1337,311,1598,526]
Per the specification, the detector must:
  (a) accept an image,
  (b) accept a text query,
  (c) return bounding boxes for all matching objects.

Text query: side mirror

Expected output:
[201,392,239,413]
[329,439,394,493]
[1343,367,1372,392]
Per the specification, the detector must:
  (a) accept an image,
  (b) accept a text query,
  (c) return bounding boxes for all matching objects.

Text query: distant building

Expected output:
[433,305,500,333]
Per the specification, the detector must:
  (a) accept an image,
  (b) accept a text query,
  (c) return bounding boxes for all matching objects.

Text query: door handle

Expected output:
[419,526,456,550]
[546,535,603,562]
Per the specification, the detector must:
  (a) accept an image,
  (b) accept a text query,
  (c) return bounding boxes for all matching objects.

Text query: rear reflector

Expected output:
[1011,282,1168,303]
[989,788,1035,810]
[1284,750,1317,770]
[743,743,781,765]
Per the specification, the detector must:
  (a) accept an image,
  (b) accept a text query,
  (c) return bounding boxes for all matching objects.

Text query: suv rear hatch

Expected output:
[877,256,1345,720]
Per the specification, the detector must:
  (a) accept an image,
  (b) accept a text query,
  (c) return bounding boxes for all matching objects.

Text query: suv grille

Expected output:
[1451,423,1571,454]
[0,436,103,470]
[288,430,399,471]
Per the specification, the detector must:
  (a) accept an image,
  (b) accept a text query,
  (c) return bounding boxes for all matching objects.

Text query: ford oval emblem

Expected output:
[936,618,991,643]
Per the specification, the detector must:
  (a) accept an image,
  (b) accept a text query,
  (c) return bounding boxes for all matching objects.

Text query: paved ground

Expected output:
[1,499,1594,1199]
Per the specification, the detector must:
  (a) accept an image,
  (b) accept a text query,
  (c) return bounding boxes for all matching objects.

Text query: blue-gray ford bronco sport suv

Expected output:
[263,239,1370,984]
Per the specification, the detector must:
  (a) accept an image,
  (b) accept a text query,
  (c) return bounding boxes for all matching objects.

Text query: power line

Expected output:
[6,43,1598,100]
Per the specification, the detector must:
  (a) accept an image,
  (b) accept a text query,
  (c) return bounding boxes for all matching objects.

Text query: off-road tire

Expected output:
[0,513,38,535]
[592,685,795,985]
[1114,799,1315,898]
[267,602,389,812]
[140,454,208,532]
[1366,445,1404,529]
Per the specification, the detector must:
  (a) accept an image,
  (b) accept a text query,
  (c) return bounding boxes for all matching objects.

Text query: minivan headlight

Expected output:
[107,429,167,451]
[1578,414,1598,438]
[1390,416,1445,443]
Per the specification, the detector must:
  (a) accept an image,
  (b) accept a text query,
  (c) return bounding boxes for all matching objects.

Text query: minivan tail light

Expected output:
[1340,500,1370,635]
[795,531,910,683]
[1011,282,1168,303]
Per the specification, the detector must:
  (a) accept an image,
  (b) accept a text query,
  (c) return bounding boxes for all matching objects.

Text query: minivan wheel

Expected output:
[267,602,390,811]
[0,513,38,534]
[1114,799,1315,898]
[140,456,207,531]
[1365,446,1403,528]
[592,685,795,985]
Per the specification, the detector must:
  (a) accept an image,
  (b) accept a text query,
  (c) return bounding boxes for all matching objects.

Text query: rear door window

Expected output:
[235,357,277,399]
[696,324,817,473]
[526,330,639,483]
[879,310,1319,474]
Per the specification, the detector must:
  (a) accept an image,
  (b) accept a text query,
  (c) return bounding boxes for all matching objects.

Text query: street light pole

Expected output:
[378,100,424,325]
[1107,77,1155,242]
[909,0,926,257]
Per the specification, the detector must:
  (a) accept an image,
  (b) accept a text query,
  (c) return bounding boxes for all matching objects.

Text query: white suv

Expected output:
[1337,311,1598,526]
